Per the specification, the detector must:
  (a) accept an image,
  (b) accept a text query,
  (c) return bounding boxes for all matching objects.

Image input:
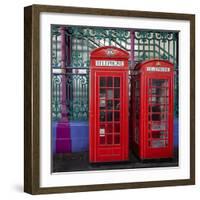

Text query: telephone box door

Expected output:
[96,73,127,162]
[144,75,173,158]
[89,46,129,163]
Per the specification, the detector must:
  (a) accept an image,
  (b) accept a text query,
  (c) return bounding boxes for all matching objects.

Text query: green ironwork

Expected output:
[51,26,179,121]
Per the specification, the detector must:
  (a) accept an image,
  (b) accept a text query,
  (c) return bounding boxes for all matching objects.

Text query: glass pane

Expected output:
[100,136,105,144]
[114,134,120,144]
[151,131,168,139]
[107,123,113,133]
[107,89,113,99]
[151,140,166,148]
[107,112,113,121]
[152,131,161,138]
[107,77,113,87]
[100,77,106,87]
[152,105,161,112]
[152,79,168,87]
[149,97,167,103]
[149,88,167,95]
[100,89,106,98]
[100,123,105,129]
[151,122,167,131]
[114,100,120,110]
[149,105,169,113]
[159,97,167,103]
[135,80,139,88]
[160,105,168,112]
[100,111,105,121]
[114,123,120,132]
[161,113,168,120]
[114,88,120,98]
[114,112,120,121]
[114,77,120,87]
[152,114,160,121]
[107,100,113,110]
[107,134,113,144]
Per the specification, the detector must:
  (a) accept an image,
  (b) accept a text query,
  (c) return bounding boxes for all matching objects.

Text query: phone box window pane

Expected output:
[114,134,120,144]
[100,111,105,121]
[107,123,113,133]
[100,77,106,87]
[114,123,120,132]
[114,88,120,98]
[114,112,120,121]
[107,112,113,121]
[114,100,120,110]
[107,90,113,99]
[107,134,113,144]
[107,100,113,110]
[114,77,120,87]
[107,77,113,87]
[100,89,106,98]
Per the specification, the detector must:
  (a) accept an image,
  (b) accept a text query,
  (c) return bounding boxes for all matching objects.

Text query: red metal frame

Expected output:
[132,59,174,159]
[89,46,129,163]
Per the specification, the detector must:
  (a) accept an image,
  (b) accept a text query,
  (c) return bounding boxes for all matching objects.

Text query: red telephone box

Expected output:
[89,46,129,163]
[131,59,174,159]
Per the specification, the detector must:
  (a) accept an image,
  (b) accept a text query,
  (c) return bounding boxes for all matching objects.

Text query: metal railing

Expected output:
[51,26,179,121]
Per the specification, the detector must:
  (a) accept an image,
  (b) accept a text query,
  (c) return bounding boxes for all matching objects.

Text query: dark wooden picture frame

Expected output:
[24,4,195,195]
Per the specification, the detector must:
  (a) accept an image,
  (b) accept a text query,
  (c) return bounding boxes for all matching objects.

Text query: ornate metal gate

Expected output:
[51,25,178,121]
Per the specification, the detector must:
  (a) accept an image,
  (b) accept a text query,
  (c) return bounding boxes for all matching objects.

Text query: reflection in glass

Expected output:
[107,90,113,99]
[100,111,105,121]
[151,140,166,148]
[114,100,120,110]
[100,89,106,98]
[149,97,167,104]
[151,123,167,131]
[149,88,167,96]
[107,100,113,110]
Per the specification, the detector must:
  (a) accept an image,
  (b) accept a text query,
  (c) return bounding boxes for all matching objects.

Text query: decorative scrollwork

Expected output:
[135,32,149,43]
[51,25,178,120]
[53,75,61,85]
[79,76,87,85]
[71,51,83,67]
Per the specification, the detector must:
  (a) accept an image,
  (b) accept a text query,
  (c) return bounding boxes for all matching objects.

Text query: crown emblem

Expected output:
[106,48,115,57]
[156,61,161,66]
